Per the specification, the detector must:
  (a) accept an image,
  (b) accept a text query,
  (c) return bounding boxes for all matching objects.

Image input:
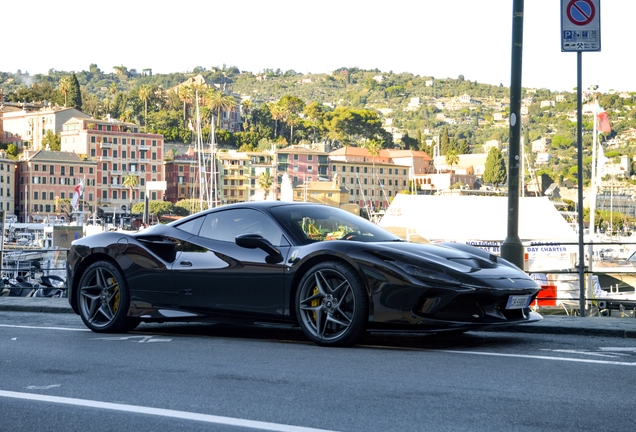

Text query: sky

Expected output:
[2,0,630,93]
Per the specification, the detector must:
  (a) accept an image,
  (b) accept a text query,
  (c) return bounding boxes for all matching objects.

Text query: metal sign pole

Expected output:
[576,52,586,316]
[562,0,601,316]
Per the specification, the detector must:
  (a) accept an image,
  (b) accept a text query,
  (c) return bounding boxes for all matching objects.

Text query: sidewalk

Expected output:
[0,297,635,338]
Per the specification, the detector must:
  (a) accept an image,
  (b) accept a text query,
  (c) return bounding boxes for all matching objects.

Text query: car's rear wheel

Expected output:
[296,261,368,347]
[78,261,139,333]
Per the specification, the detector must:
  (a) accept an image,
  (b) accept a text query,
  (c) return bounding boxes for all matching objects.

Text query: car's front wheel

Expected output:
[78,261,139,333]
[296,261,368,347]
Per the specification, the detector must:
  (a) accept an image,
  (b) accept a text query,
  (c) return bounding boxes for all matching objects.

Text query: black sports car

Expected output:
[67,201,542,346]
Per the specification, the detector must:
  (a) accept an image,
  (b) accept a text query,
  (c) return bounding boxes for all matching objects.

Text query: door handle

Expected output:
[180,261,192,267]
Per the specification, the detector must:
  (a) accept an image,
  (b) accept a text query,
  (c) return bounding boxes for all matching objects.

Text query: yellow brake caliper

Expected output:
[109,277,120,314]
[311,286,319,322]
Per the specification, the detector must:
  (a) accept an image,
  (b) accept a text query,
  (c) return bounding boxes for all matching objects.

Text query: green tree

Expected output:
[269,102,285,138]
[257,172,273,199]
[206,89,236,128]
[58,75,73,107]
[67,73,82,108]
[440,126,450,155]
[137,84,153,130]
[42,130,61,151]
[303,101,325,143]
[6,144,19,159]
[134,201,175,223]
[122,173,139,210]
[364,139,382,179]
[483,147,507,187]
[278,95,305,143]
[240,99,254,131]
[445,150,459,172]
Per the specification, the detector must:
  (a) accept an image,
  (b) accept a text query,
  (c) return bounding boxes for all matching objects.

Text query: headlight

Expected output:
[392,261,461,286]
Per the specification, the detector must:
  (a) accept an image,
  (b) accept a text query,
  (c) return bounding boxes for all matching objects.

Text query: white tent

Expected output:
[379,194,577,243]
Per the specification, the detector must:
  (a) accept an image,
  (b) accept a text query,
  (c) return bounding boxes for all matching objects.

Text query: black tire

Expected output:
[77,261,137,333]
[296,261,368,347]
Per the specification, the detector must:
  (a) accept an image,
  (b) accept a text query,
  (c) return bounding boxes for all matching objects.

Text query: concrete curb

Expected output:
[1,298,635,338]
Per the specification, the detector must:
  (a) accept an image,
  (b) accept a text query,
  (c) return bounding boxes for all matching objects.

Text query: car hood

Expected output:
[367,241,538,289]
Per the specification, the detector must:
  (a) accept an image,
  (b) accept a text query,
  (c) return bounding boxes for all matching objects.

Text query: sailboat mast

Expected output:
[209,117,216,208]
[590,95,598,237]
[195,91,208,212]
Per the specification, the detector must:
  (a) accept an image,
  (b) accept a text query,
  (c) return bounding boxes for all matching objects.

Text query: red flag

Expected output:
[597,111,611,133]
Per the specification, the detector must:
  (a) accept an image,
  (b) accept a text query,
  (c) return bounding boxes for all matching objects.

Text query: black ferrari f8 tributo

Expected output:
[67,201,542,346]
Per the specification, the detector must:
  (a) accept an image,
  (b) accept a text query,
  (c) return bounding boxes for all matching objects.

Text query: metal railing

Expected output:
[527,240,636,317]
[1,248,68,295]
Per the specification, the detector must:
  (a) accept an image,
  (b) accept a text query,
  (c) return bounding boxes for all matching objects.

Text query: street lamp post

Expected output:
[501,0,525,268]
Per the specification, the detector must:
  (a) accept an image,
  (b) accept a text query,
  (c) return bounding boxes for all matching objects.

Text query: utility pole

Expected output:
[501,0,525,268]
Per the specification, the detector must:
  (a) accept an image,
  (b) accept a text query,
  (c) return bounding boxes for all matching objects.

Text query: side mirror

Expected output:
[235,234,283,264]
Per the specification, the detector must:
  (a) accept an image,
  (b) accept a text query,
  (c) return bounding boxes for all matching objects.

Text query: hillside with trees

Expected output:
[3,64,636,189]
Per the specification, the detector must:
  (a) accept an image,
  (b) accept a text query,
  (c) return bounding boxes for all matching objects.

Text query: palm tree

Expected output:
[137,85,153,130]
[240,99,254,131]
[206,89,225,128]
[221,94,237,129]
[178,85,194,128]
[257,172,273,200]
[445,150,459,173]
[122,173,139,211]
[365,139,382,208]
[59,76,74,107]
[269,103,285,138]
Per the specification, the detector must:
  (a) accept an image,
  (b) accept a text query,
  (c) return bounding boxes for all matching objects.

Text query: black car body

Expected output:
[67,201,541,346]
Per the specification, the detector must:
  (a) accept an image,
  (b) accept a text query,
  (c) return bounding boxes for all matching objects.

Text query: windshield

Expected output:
[269,204,401,245]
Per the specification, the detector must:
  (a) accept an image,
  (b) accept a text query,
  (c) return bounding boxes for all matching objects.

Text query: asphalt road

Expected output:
[1,311,635,432]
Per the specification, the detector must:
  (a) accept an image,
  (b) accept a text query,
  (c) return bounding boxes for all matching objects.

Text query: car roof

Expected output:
[167,201,324,226]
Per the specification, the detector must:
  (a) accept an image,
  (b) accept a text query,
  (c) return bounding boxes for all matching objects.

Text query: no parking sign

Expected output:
[561,0,601,52]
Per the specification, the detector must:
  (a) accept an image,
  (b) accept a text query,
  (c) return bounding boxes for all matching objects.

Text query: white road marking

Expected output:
[91,335,171,343]
[0,324,90,332]
[26,385,61,390]
[539,349,623,358]
[436,349,636,366]
[0,390,337,432]
[598,347,636,352]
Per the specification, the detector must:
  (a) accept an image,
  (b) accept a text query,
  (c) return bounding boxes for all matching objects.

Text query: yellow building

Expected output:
[293,178,350,208]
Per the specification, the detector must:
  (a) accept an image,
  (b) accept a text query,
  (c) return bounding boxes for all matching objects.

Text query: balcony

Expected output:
[99,142,113,149]
[110,170,123,176]
[109,184,125,189]
[100,156,112,162]
[138,158,150,163]
[138,145,150,151]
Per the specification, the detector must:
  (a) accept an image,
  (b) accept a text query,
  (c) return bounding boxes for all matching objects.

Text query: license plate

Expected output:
[506,295,531,309]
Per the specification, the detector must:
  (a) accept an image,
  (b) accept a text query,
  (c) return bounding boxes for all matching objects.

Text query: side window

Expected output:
[174,216,204,235]
[199,209,284,246]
